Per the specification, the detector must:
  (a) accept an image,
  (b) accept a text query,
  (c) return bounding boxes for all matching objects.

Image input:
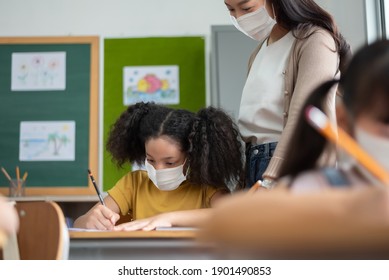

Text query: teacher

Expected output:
[225,0,351,188]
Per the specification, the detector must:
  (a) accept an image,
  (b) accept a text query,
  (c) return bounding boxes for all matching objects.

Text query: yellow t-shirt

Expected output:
[107,170,219,220]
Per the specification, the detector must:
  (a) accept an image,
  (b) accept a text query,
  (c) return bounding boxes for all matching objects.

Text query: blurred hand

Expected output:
[0,197,19,234]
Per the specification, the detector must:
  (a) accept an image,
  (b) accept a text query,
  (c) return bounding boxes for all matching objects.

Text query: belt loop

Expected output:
[270,142,276,157]
[264,143,270,156]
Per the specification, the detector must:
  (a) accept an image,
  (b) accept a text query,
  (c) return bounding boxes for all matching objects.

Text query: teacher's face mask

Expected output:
[145,159,187,191]
[230,0,276,41]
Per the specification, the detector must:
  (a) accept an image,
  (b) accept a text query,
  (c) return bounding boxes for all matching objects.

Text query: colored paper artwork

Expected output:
[123,65,179,105]
[11,52,66,91]
[19,121,75,161]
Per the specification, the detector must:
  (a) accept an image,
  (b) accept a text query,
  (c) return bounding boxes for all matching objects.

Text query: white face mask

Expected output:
[230,1,276,41]
[145,159,187,191]
[355,126,389,184]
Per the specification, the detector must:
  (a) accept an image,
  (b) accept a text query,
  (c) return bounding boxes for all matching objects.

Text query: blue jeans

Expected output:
[245,142,277,188]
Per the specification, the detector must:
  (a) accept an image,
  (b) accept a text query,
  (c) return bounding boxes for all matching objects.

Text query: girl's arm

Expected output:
[114,208,213,231]
[114,190,226,231]
[73,195,121,230]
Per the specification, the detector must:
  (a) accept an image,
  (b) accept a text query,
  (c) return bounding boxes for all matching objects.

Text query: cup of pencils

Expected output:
[1,166,27,197]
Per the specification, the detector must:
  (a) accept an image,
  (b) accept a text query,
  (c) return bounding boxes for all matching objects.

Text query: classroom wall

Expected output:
[0,0,373,187]
[0,0,370,56]
[0,0,233,186]
[0,0,371,105]
[316,0,369,50]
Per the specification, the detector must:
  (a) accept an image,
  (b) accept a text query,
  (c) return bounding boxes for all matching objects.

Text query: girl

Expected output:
[278,39,389,191]
[74,102,244,230]
[225,0,351,188]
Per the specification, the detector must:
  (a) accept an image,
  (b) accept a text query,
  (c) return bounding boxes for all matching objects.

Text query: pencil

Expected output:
[1,167,17,196]
[1,167,12,182]
[16,166,21,196]
[305,106,389,185]
[22,172,28,182]
[247,180,261,194]
[88,169,106,206]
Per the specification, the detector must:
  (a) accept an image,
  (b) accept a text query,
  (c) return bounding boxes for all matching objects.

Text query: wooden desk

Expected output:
[69,230,217,260]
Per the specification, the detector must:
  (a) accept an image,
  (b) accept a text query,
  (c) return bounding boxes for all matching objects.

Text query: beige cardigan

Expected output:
[246,26,340,179]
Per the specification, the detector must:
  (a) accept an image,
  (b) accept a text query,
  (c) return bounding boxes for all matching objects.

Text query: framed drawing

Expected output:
[0,36,99,195]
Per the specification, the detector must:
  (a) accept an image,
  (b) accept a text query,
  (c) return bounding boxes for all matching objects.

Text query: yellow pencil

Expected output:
[16,166,20,195]
[22,172,28,182]
[306,106,389,185]
[247,181,261,194]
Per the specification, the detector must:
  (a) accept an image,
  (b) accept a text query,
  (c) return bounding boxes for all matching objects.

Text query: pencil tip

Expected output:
[88,169,91,174]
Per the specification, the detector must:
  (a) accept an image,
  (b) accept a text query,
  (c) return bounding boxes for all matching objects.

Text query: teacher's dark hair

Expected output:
[270,0,352,73]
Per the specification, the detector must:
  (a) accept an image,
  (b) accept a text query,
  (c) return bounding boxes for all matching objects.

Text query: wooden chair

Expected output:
[2,201,69,260]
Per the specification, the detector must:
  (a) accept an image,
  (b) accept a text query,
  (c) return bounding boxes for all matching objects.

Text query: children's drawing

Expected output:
[19,121,75,161]
[123,65,179,105]
[11,52,66,91]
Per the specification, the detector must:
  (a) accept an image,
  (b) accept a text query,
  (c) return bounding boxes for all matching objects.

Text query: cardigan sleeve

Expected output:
[263,29,339,179]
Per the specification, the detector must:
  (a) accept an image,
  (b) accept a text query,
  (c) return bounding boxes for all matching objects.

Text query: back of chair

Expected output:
[14,201,68,260]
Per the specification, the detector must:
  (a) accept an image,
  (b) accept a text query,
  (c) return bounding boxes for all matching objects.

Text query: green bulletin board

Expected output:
[0,37,99,196]
[103,37,206,191]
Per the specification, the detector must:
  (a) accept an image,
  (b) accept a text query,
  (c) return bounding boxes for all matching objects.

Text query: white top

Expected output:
[238,31,296,144]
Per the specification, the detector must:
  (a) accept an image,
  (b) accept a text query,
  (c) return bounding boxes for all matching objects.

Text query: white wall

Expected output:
[317,0,368,51]
[0,0,230,37]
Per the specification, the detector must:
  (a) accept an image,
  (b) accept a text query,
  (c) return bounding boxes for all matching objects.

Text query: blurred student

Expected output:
[0,196,19,237]
[277,39,389,191]
[200,41,389,258]
[74,102,244,230]
[202,186,389,258]
[225,0,351,188]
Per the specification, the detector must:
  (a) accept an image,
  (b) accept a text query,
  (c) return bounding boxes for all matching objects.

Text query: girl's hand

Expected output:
[77,204,120,230]
[114,213,172,231]
[73,196,121,230]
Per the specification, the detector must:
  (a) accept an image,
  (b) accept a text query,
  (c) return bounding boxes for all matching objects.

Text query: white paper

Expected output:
[11,52,66,91]
[19,121,76,161]
[155,227,198,231]
[68,228,107,232]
